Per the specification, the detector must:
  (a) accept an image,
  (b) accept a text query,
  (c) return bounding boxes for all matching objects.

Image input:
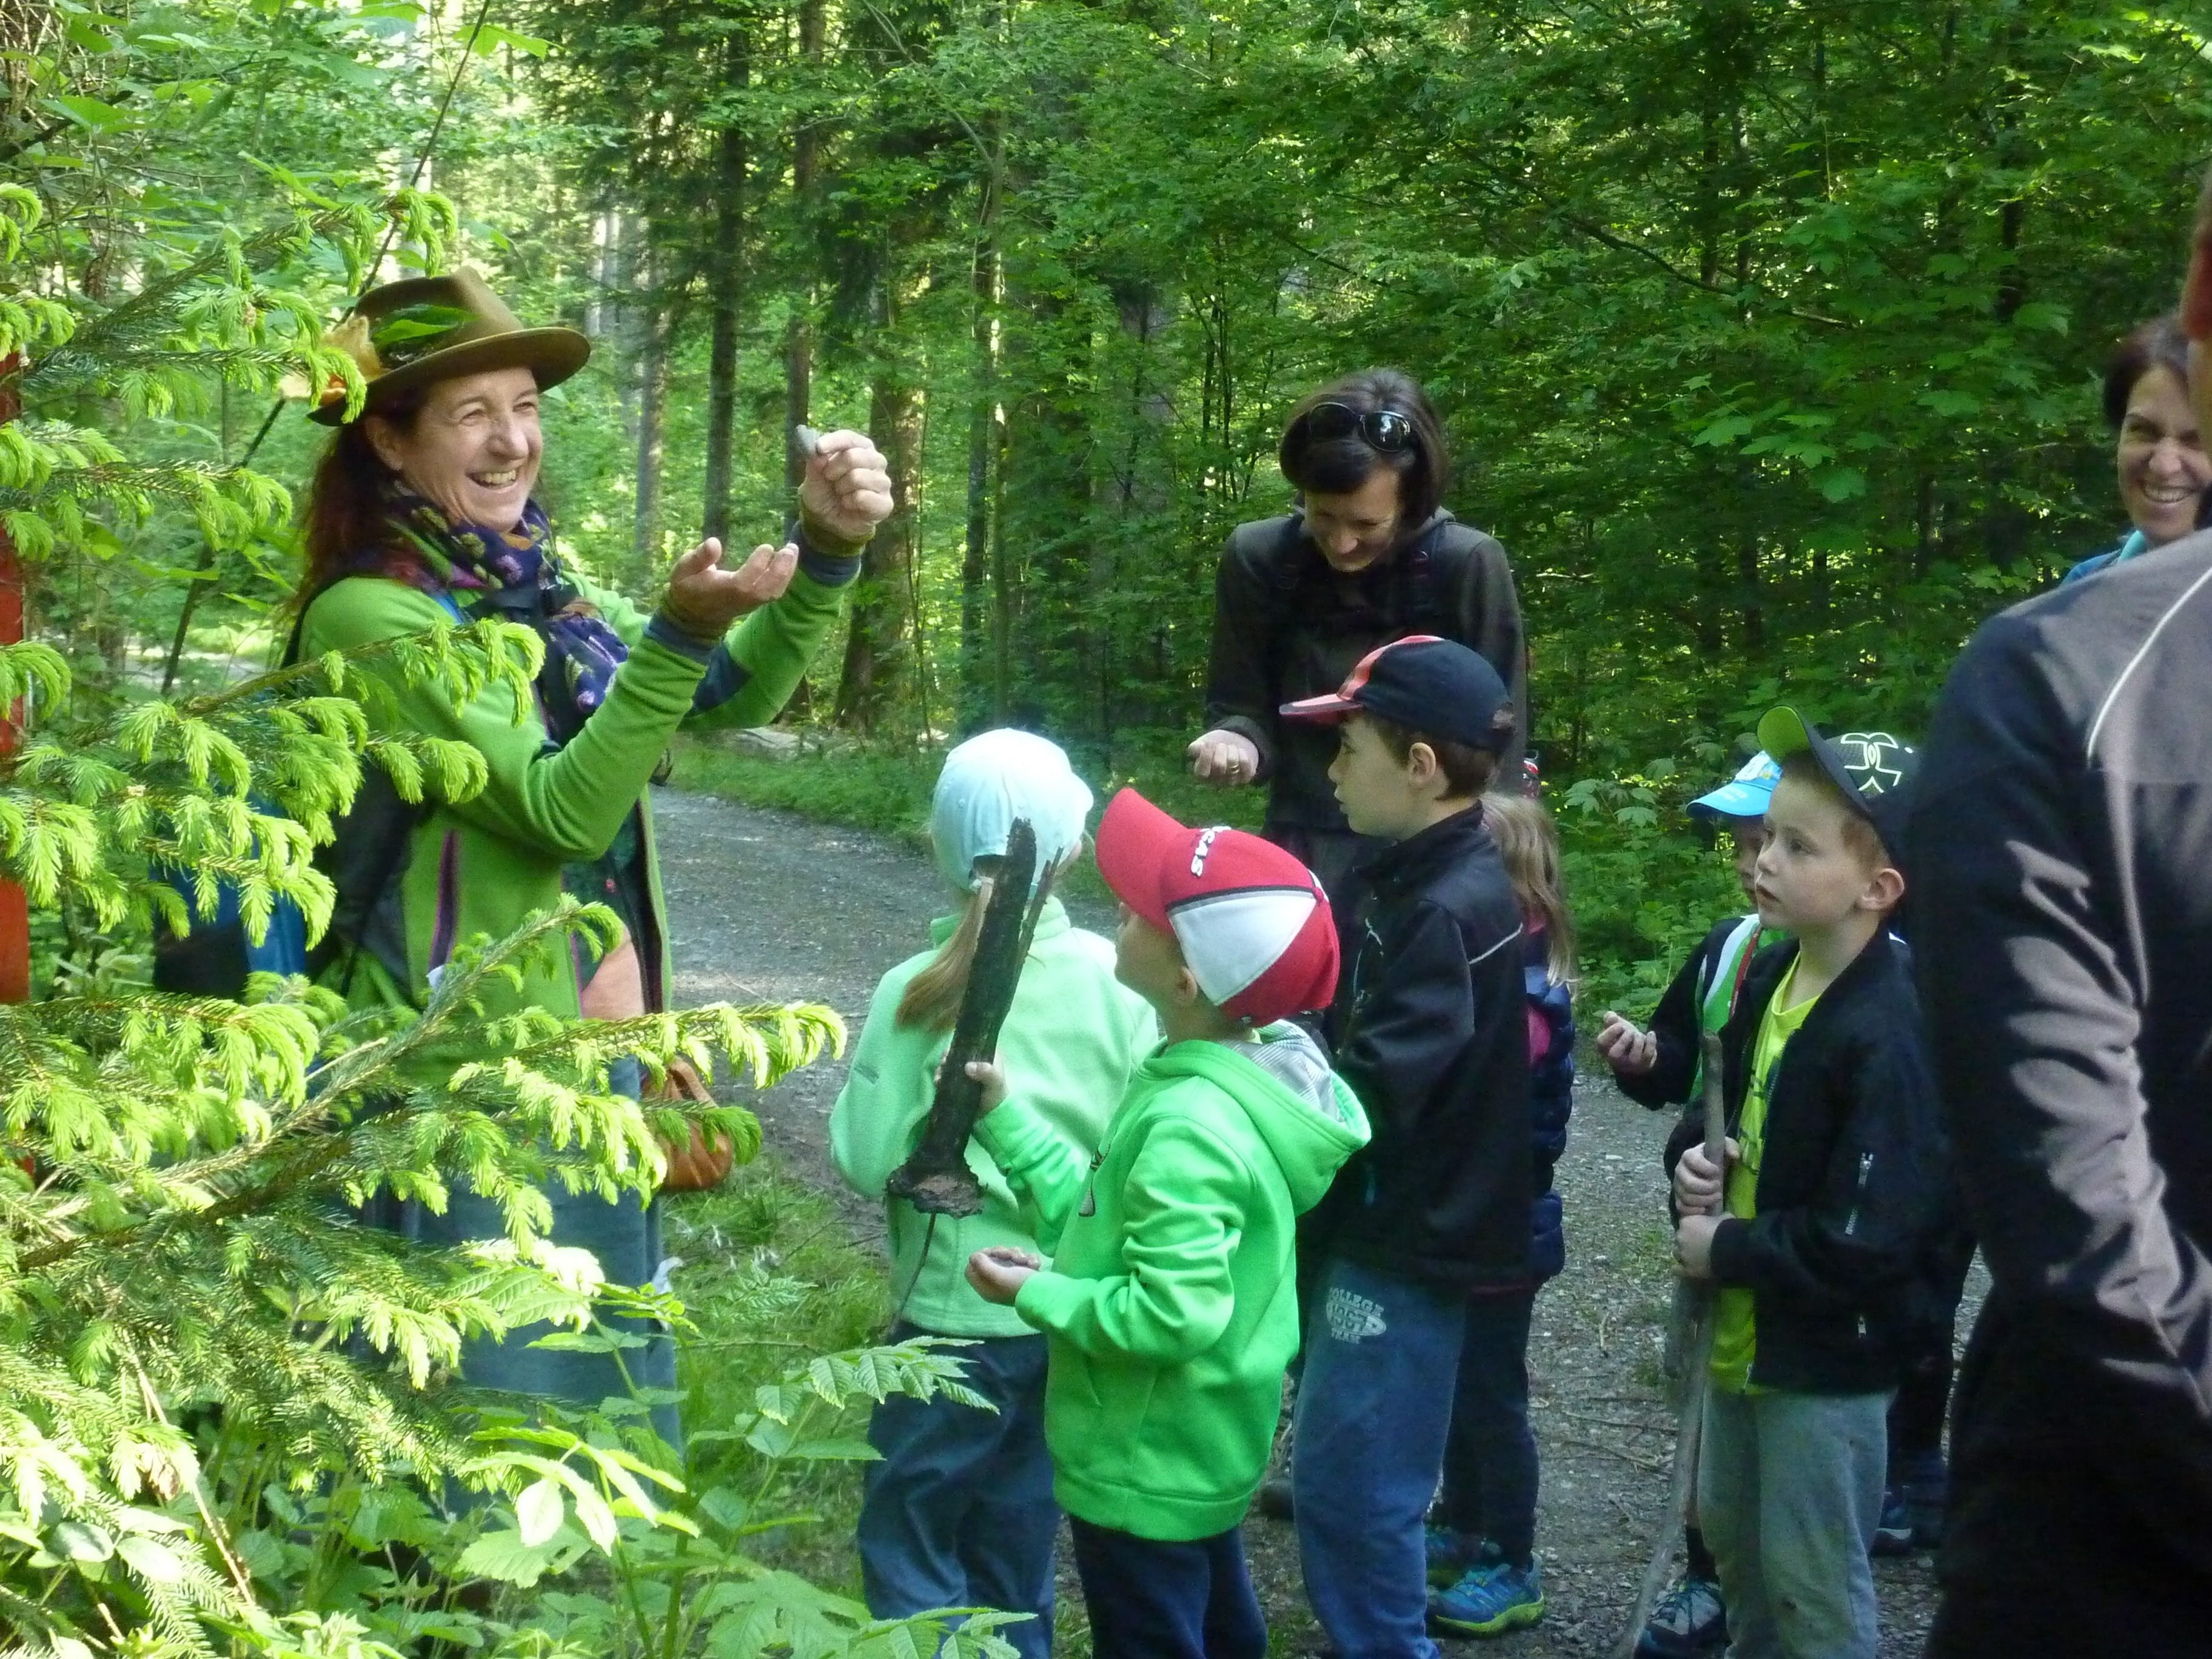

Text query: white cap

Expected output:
[931,729,1095,894]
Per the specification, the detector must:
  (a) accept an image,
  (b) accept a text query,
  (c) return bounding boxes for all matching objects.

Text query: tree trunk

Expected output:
[701,78,747,545]
[783,0,825,490]
[633,302,669,583]
[960,241,1000,731]
[834,370,925,733]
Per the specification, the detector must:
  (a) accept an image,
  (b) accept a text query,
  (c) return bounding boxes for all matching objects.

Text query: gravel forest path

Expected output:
[653,784,1952,1658]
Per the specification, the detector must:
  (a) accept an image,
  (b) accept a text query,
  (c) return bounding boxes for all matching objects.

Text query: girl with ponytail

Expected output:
[829,729,1156,1657]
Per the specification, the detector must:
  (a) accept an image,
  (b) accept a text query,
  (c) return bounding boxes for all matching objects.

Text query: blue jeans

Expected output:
[1697,1386,1891,1659]
[858,1326,1056,1659]
[1440,1288,1540,1567]
[1067,1516,1266,1659]
[1294,1255,1466,1658]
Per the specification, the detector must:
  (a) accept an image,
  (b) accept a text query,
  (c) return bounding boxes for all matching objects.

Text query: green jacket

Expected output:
[299,557,854,1023]
[828,899,1158,1338]
[978,1026,1369,1540]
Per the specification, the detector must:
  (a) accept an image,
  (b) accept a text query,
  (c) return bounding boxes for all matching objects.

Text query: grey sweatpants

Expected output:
[1697,1386,1891,1659]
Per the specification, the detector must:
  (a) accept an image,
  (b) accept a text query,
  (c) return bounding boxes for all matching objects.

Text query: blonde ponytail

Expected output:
[1483,792,1576,985]
[897,871,994,1033]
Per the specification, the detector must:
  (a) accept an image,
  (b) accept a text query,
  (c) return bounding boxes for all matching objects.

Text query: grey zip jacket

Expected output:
[1905,534,2212,1581]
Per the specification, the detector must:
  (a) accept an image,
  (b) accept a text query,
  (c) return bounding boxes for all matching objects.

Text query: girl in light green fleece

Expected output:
[830,731,1155,1659]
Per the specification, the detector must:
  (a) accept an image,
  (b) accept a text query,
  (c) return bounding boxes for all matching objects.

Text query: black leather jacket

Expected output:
[1309,806,1533,1288]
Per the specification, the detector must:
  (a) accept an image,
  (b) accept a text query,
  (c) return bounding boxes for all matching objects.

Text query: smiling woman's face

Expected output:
[2116,363,2211,548]
[366,366,543,530]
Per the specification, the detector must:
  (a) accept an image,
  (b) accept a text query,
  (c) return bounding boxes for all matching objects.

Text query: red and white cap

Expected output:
[1095,788,1339,1022]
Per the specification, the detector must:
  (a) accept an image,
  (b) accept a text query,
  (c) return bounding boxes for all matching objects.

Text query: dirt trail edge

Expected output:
[653,785,1948,1657]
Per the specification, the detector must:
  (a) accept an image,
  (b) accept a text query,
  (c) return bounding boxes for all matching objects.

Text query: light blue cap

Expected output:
[931,728,1095,894]
[1687,750,1781,822]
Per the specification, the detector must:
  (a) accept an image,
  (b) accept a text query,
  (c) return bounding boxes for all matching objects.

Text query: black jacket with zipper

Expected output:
[1663,931,1949,1394]
[1310,805,1533,1288]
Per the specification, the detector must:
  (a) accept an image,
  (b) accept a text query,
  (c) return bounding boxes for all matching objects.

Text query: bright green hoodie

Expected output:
[827,899,1157,1338]
[977,1025,1370,1541]
[298,556,853,1027]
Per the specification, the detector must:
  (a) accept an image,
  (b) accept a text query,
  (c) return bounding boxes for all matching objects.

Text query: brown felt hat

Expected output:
[308,267,590,426]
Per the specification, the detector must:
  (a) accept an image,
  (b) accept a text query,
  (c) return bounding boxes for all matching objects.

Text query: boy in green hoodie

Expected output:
[965,788,1369,1659]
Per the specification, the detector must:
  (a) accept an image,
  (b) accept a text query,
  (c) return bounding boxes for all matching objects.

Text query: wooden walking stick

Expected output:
[885,818,1053,1217]
[1615,1029,1729,1658]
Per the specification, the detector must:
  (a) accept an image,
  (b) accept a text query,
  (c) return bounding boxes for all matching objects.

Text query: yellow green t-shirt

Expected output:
[1709,957,1820,1394]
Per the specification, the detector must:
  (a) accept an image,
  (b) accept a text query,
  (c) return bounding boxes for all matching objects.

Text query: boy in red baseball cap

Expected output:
[963,788,1370,1659]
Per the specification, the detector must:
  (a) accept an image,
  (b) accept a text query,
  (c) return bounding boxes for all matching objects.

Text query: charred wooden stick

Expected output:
[886,819,1051,1217]
[1615,1029,1728,1658]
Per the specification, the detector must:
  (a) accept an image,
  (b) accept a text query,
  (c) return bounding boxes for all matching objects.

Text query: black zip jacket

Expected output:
[1663,933,1948,1394]
[1202,510,1526,833]
[1618,913,1760,1113]
[1903,537,2212,1588]
[1310,806,1532,1287]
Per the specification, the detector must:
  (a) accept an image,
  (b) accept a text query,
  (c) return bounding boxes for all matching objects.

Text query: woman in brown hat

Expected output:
[297,269,891,1433]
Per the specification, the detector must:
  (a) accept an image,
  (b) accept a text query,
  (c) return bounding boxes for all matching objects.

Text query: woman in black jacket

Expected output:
[1186,369,1527,899]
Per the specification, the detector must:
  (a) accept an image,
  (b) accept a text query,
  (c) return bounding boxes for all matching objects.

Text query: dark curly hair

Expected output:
[297,390,426,606]
[2102,314,2190,431]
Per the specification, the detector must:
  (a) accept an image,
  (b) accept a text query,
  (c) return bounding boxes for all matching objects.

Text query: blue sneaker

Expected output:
[1430,1549,1545,1637]
[1426,1526,1482,1588]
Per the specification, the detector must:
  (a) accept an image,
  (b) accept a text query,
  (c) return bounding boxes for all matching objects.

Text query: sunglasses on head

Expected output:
[1302,400,1418,454]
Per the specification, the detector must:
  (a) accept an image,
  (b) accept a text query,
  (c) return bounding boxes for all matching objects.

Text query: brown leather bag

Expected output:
[654,1057,736,1193]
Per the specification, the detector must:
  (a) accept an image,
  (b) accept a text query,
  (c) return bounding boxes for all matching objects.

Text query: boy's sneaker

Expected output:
[1872,1452,1948,1555]
[1426,1526,1483,1588]
[1871,1481,1915,1556]
[1430,1547,1545,1638]
[1634,1574,1726,1657]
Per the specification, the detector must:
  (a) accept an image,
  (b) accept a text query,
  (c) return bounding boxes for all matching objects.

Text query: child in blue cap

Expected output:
[1597,749,1780,1659]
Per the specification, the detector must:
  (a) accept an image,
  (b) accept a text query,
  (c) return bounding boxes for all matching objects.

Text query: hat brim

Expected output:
[1687,781,1777,822]
[1278,690,1359,724]
[1757,706,1873,821]
[1094,789,1186,931]
[309,327,592,426]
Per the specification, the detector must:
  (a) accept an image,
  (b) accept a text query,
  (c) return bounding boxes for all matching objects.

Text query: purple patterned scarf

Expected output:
[372,483,630,743]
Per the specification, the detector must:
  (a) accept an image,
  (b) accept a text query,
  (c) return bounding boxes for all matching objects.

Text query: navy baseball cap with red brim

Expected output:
[1279,635,1514,752]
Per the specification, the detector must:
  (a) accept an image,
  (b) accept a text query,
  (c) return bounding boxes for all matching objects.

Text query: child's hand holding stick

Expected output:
[886,819,1050,1216]
[1617,1030,1730,1658]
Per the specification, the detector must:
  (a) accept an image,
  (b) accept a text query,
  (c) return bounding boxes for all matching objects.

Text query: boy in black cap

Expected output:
[1667,707,1949,1659]
[1277,636,1535,1654]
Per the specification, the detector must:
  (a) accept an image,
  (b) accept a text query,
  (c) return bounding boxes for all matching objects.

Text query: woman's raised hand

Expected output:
[661,537,799,639]
[800,430,895,545]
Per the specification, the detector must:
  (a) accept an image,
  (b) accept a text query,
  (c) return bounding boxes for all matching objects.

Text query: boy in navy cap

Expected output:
[1668,707,1949,1659]
[1277,636,1537,1652]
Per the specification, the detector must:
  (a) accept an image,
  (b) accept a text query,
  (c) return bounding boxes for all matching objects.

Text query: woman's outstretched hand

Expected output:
[1188,728,1261,785]
[662,537,799,638]
[800,430,895,545]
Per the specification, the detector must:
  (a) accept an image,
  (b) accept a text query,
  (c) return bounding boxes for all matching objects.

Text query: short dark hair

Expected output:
[1279,368,1450,529]
[1362,711,1498,800]
[2102,313,2190,430]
